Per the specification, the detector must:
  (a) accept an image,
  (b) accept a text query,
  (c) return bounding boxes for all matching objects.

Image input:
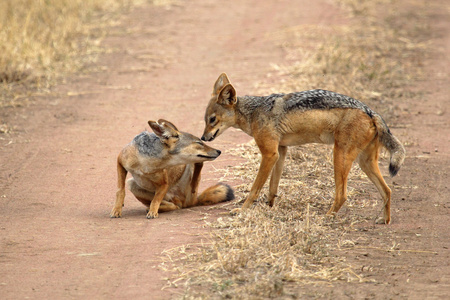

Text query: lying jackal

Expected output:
[111,119,234,219]
[202,73,405,224]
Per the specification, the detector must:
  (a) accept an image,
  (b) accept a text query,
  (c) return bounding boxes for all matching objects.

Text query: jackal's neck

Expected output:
[234,95,263,136]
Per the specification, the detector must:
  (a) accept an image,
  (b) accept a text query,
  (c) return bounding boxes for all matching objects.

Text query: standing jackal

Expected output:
[111,119,234,219]
[202,73,405,224]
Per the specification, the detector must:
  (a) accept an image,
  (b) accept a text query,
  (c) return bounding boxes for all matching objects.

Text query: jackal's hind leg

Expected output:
[158,200,181,212]
[358,141,392,224]
[327,144,360,217]
[127,178,155,207]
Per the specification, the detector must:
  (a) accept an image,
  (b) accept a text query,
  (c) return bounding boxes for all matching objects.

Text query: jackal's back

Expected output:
[284,89,375,117]
[241,89,375,118]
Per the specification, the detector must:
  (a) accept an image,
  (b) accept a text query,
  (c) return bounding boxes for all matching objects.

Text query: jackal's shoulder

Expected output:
[132,131,163,156]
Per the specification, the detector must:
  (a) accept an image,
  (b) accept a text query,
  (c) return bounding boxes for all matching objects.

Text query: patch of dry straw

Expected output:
[160,143,383,298]
[263,0,432,118]
[0,0,147,107]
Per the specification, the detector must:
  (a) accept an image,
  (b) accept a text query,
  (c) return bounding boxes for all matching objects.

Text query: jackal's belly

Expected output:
[278,110,340,146]
[280,131,334,146]
[129,164,192,200]
[129,172,157,192]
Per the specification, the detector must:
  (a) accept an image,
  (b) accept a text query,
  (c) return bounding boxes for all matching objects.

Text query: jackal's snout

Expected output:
[201,128,219,142]
[201,134,212,142]
[209,148,221,158]
[197,148,221,160]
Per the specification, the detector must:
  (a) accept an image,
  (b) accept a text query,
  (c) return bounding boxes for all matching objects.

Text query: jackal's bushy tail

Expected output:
[197,183,235,206]
[373,114,406,176]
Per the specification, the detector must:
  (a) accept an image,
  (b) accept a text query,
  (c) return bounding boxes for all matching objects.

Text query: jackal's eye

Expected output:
[209,116,216,124]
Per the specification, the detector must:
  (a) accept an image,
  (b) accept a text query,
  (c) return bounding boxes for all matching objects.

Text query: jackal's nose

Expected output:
[201,136,206,141]
[217,150,221,155]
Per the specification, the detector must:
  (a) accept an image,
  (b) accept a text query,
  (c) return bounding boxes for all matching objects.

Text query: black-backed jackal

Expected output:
[202,73,405,224]
[111,119,234,219]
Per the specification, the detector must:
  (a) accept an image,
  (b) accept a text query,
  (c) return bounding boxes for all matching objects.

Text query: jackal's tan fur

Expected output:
[111,119,234,219]
[202,73,405,224]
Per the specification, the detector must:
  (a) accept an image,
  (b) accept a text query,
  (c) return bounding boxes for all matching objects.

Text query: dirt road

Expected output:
[0,0,448,299]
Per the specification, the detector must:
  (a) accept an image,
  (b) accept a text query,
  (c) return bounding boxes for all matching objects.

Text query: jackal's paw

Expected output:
[230,208,242,216]
[375,217,390,225]
[325,210,336,218]
[146,211,159,219]
[110,208,122,218]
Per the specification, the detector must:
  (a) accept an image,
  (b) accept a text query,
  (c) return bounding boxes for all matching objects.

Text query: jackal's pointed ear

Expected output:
[157,119,179,132]
[217,84,237,107]
[212,73,231,96]
[148,119,179,140]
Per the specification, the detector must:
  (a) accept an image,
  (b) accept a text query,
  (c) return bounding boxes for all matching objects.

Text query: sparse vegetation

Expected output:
[0,0,145,107]
[161,143,376,298]
[159,0,432,298]
[265,0,432,118]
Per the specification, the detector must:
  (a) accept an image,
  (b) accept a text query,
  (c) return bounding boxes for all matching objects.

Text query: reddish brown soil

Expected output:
[0,0,448,299]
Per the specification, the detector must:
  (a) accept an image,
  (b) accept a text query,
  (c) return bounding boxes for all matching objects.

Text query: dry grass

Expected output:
[0,0,148,107]
[159,0,432,299]
[263,0,432,118]
[161,143,379,298]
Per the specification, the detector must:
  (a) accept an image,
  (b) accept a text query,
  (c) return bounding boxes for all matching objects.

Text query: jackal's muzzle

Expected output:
[201,129,219,142]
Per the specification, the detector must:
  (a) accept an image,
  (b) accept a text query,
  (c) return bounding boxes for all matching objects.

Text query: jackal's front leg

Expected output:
[268,145,287,207]
[185,163,203,207]
[111,187,125,218]
[147,171,169,219]
[110,159,128,218]
[191,163,203,193]
[232,143,280,214]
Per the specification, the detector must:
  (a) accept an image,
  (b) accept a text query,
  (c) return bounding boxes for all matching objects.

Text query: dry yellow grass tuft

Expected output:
[160,0,432,298]
[0,0,145,107]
